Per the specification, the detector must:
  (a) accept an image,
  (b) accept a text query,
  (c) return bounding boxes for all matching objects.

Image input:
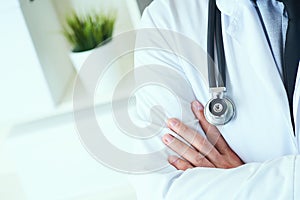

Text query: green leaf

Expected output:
[62,10,116,52]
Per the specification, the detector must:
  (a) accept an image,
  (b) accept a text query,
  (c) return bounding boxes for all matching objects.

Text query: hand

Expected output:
[162,100,244,170]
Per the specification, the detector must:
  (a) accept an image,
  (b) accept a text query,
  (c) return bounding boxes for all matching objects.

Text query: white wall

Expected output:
[19,0,76,105]
[0,0,54,125]
[0,2,141,199]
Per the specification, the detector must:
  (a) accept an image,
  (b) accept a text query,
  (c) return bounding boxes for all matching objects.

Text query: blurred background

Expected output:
[0,0,152,199]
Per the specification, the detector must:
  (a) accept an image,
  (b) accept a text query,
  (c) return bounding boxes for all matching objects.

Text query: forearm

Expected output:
[166,156,297,199]
[131,155,298,200]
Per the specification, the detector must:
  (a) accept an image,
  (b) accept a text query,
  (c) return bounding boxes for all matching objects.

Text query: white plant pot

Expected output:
[69,48,94,73]
[69,42,132,101]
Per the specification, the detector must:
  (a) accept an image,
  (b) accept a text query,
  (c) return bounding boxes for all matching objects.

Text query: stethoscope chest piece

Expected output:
[204,96,235,126]
[204,0,235,126]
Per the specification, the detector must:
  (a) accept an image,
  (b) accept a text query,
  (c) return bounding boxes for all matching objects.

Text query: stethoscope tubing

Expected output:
[205,0,235,126]
[207,0,226,88]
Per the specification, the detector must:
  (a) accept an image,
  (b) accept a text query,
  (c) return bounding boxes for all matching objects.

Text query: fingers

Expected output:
[191,101,219,134]
[167,118,220,162]
[163,100,244,169]
[191,100,231,154]
[162,134,215,168]
[168,156,193,171]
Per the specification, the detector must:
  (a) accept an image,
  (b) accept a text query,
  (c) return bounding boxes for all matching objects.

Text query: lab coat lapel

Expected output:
[217,0,300,152]
[219,0,294,134]
[216,0,238,16]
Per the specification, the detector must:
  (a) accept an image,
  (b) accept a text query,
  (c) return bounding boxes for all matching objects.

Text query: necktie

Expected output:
[278,0,300,130]
[255,0,285,72]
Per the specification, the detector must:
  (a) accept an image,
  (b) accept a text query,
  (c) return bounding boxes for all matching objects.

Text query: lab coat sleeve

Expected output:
[131,47,300,199]
[131,156,299,200]
[130,1,299,199]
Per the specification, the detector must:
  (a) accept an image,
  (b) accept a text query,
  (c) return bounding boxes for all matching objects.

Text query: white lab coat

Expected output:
[130,0,300,199]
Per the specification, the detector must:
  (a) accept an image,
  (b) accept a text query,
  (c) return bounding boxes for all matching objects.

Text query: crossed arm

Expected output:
[133,8,299,198]
[143,100,300,200]
[132,84,299,199]
[132,44,299,200]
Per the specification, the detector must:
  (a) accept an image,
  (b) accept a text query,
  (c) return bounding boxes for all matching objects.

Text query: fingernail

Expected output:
[168,119,179,127]
[168,155,178,163]
[163,134,174,144]
[192,101,204,111]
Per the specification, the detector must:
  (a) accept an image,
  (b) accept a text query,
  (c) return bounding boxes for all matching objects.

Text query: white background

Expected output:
[0,0,145,199]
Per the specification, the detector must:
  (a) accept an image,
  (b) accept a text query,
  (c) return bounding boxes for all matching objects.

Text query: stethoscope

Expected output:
[204,0,235,126]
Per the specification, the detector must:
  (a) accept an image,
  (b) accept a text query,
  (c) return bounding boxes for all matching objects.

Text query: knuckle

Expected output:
[173,159,189,170]
[220,146,231,154]
[221,162,231,169]
[178,160,190,170]
[194,140,204,152]
[194,154,206,166]
[218,157,233,169]
[178,124,188,133]
[198,137,207,147]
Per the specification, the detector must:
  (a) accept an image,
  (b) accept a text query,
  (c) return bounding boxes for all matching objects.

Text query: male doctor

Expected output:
[131,0,300,199]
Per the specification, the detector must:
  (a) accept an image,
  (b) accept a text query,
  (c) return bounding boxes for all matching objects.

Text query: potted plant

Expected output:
[63,10,116,71]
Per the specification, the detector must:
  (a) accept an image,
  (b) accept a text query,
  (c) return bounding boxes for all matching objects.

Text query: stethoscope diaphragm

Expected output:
[204,96,235,126]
